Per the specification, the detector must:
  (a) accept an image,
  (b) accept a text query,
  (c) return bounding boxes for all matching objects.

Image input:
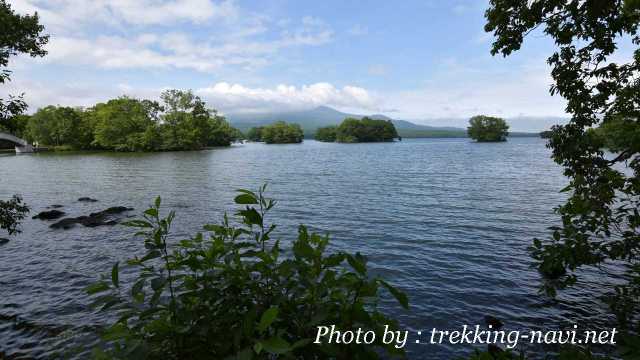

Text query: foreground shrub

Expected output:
[0,195,29,236]
[88,185,408,359]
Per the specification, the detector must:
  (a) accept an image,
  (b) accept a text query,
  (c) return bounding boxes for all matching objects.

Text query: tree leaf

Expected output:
[346,254,366,275]
[258,306,278,332]
[111,262,119,288]
[235,193,258,204]
[86,281,110,295]
[379,279,409,309]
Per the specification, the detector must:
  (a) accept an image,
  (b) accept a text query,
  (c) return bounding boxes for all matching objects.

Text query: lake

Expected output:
[0,138,617,359]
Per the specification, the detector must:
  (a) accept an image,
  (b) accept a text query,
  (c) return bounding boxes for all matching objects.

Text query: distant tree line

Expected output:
[1,90,242,151]
[315,117,398,143]
[246,121,304,144]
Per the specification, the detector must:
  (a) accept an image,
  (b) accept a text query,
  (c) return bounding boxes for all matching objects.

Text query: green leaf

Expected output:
[111,262,119,288]
[154,196,161,208]
[86,281,110,295]
[235,193,258,204]
[253,342,263,354]
[379,279,409,310]
[293,239,314,260]
[144,208,158,217]
[346,254,366,275]
[261,336,291,355]
[239,208,262,226]
[258,306,278,332]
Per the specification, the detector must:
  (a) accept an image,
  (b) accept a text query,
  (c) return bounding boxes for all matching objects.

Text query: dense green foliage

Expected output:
[314,126,337,142]
[334,117,398,143]
[13,91,240,151]
[467,115,509,142]
[0,0,41,240]
[246,126,264,142]
[594,116,640,153]
[0,0,48,130]
[0,195,29,236]
[486,0,640,352]
[88,186,408,359]
[248,121,304,144]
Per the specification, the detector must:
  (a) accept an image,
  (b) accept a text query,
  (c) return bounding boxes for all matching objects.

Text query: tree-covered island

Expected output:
[467,115,509,142]
[246,121,304,144]
[3,91,241,152]
[315,117,398,143]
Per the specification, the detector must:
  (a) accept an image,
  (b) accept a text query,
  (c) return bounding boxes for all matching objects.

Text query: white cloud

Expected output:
[197,82,377,113]
[2,77,378,115]
[11,0,239,29]
[11,0,333,73]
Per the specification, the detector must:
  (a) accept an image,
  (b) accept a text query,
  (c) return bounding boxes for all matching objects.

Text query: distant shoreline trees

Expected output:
[467,115,509,142]
[316,117,398,143]
[247,121,304,144]
[11,90,241,152]
[314,125,337,142]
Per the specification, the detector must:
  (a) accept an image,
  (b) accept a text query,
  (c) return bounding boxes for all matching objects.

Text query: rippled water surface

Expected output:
[0,138,617,359]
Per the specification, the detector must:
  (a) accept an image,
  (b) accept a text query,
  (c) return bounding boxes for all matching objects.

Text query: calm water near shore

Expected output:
[0,138,618,359]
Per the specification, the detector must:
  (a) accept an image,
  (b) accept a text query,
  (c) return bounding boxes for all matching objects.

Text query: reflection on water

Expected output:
[0,138,617,359]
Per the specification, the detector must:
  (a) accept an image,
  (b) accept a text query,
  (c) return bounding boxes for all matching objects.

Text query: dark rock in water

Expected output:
[0,238,9,246]
[48,204,64,209]
[50,217,82,229]
[484,315,504,329]
[90,206,133,217]
[78,197,98,202]
[50,206,133,229]
[32,209,66,220]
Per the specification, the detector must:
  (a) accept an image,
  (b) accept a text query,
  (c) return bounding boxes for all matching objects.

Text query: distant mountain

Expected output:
[225,106,470,138]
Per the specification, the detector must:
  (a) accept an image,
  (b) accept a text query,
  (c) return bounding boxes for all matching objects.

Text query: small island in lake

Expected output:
[315,117,399,143]
[246,121,304,144]
[467,115,509,142]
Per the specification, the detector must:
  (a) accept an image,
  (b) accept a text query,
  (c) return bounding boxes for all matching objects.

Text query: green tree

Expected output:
[246,126,264,141]
[0,0,48,128]
[0,113,29,137]
[336,117,398,143]
[26,106,85,148]
[89,187,408,359]
[485,0,640,342]
[315,125,337,142]
[159,89,235,150]
[92,97,157,151]
[0,0,45,236]
[467,115,509,142]
[260,121,304,144]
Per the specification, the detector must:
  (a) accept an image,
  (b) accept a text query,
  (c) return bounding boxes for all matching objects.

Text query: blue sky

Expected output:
[6,0,571,130]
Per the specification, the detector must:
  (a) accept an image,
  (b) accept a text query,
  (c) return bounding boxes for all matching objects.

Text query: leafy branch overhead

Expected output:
[486,0,640,346]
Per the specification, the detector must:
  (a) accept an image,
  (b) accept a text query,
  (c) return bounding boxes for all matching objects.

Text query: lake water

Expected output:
[0,138,618,359]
